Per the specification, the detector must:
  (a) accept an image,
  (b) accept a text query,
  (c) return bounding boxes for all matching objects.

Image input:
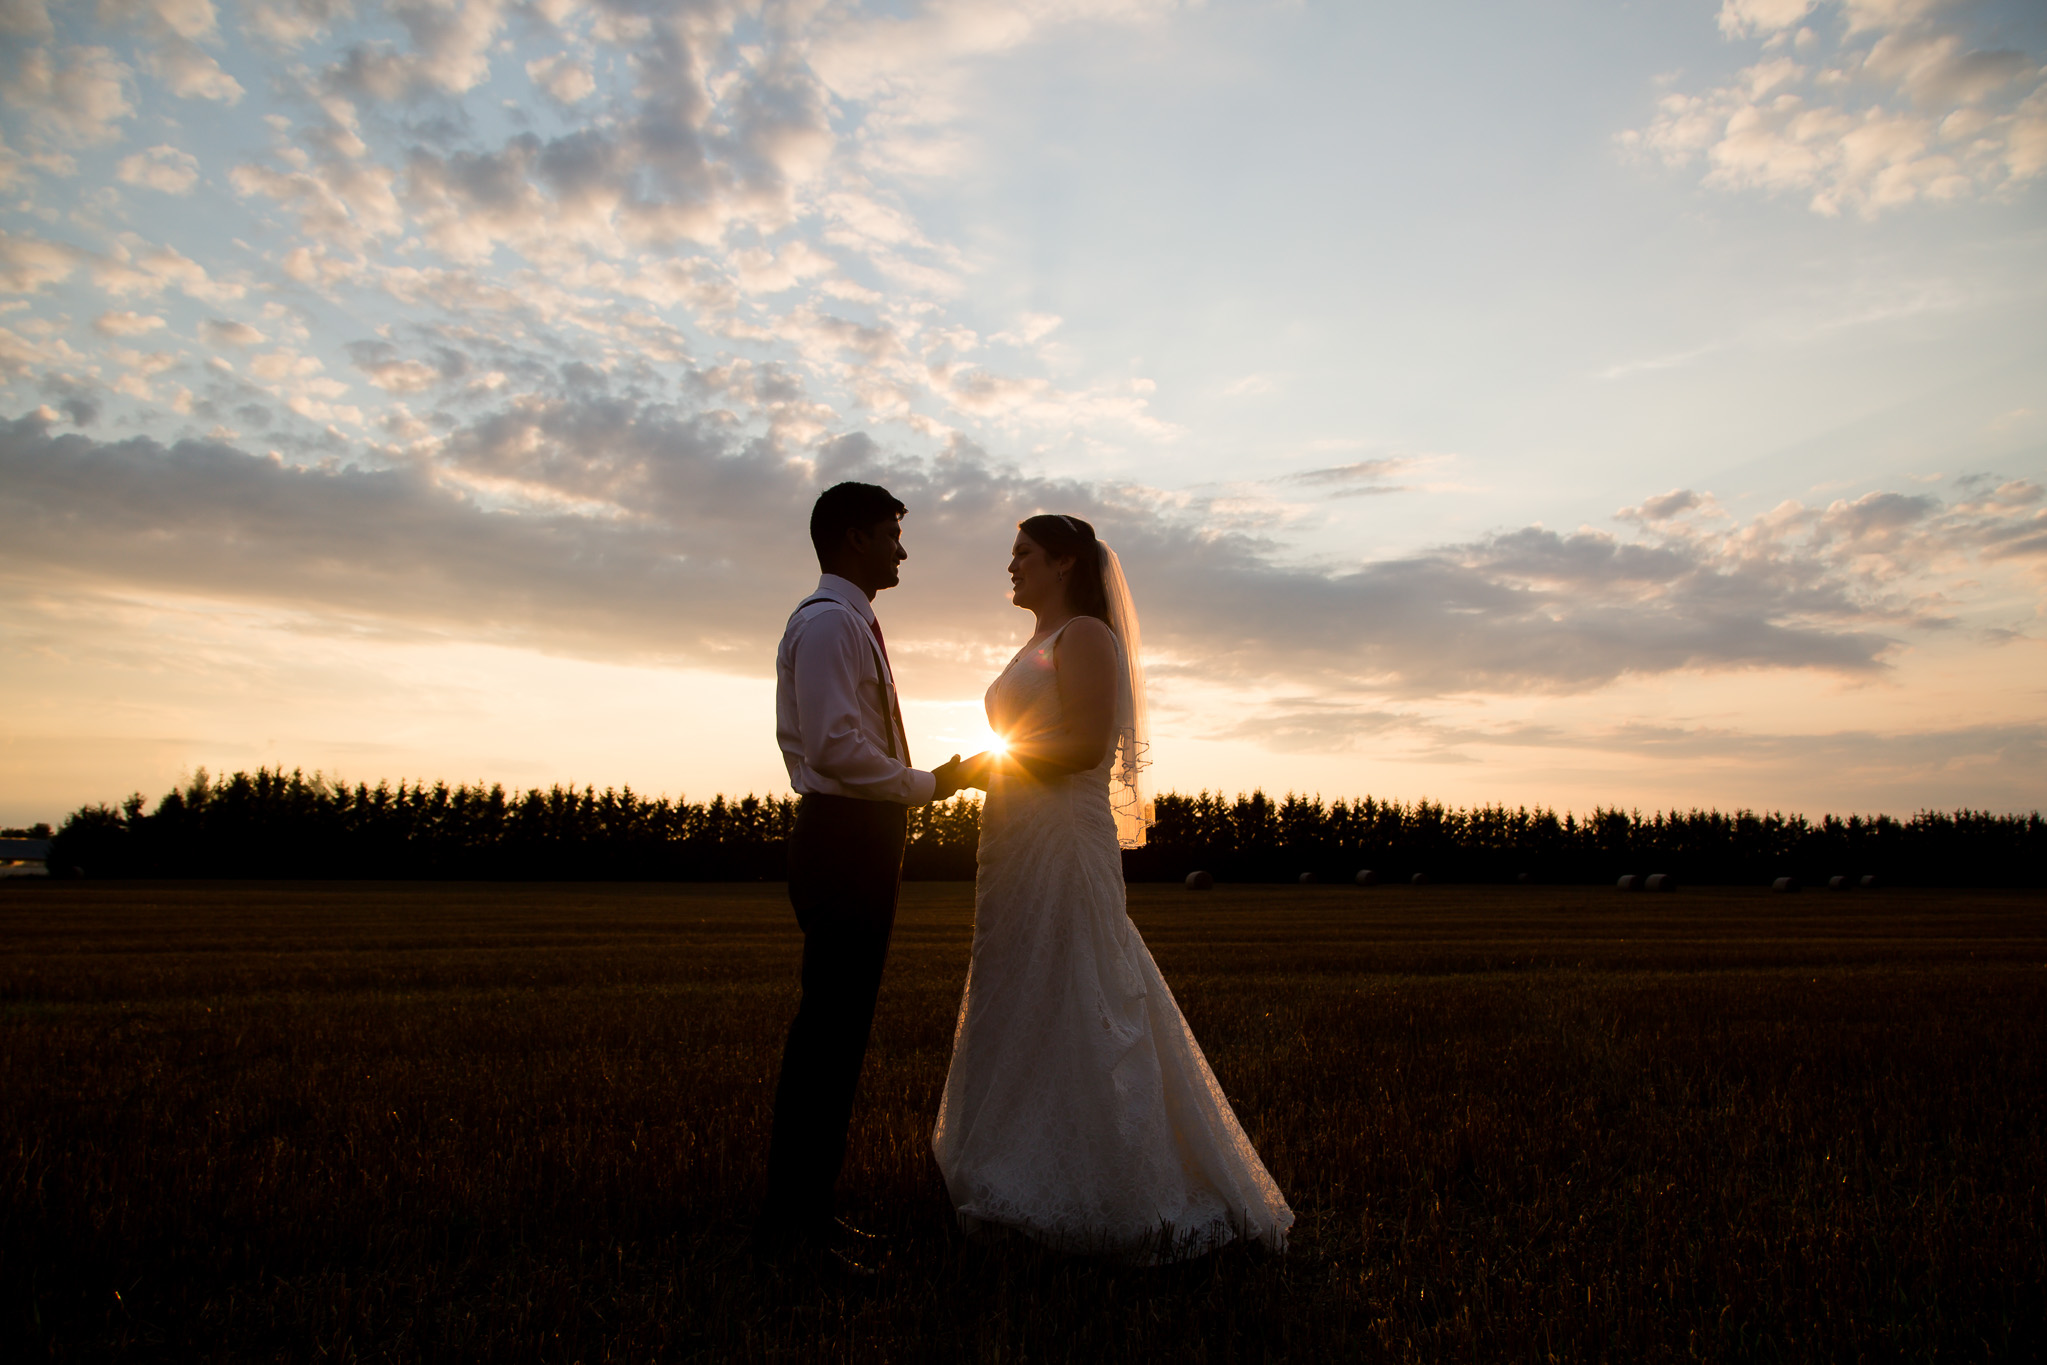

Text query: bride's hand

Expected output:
[958,750,997,789]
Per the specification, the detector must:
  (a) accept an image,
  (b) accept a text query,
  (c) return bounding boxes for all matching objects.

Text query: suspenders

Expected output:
[792,595,906,761]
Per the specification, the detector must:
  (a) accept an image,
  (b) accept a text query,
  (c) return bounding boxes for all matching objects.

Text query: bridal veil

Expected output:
[1098,541,1153,849]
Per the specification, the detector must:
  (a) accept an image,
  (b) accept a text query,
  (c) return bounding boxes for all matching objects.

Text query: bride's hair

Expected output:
[1019,513,1111,623]
[1021,513,1153,848]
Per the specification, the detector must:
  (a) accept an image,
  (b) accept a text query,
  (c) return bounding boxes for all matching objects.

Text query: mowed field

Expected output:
[4,882,2044,1362]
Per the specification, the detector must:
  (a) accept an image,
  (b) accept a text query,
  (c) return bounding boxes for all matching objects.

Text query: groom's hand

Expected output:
[930,753,966,801]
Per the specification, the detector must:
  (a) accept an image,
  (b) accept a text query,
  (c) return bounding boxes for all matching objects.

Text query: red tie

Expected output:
[869,617,908,761]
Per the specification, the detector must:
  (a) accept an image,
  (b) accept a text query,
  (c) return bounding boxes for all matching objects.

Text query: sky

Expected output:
[2,0,2044,828]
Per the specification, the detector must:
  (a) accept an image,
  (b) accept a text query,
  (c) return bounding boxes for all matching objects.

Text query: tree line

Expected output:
[35,767,2043,887]
[45,768,979,881]
[1135,791,2043,887]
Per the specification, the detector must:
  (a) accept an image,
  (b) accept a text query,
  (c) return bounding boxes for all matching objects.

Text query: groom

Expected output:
[763,481,966,1268]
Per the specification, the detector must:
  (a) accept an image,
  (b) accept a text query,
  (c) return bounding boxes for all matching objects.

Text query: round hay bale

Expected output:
[1298,871,1316,885]
[1772,875,1799,893]
[1616,874,1640,892]
[1184,870,1215,891]
[1828,874,1849,890]
[1516,871,1534,885]
[1410,872,1429,886]
[1859,874,1880,889]
[1645,873,1676,893]
[1355,869,1379,886]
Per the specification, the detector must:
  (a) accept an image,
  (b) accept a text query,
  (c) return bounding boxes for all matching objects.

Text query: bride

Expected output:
[934,513,1294,1262]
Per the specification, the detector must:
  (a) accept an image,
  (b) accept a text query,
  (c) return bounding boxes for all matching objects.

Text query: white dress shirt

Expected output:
[775,574,938,805]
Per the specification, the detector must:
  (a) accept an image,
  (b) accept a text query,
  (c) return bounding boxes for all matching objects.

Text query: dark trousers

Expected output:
[762,793,908,1232]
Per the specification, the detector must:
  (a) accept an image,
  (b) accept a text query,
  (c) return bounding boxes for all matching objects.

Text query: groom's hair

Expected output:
[1019,513,1111,624]
[811,482,907,564]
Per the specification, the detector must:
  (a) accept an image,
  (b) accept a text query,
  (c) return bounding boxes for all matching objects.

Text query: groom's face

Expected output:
[846,514,908,593]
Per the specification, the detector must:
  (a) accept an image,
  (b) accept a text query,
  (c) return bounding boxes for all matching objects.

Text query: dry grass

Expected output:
[3,880,2044,1361]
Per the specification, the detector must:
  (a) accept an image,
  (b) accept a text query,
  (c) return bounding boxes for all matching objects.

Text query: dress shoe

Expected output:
[827,1217,891,1250]
[815,1243,886,1280]
[752,1221,888,1280]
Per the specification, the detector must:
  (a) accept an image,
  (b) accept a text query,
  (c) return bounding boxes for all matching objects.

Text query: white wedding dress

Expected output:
[931,619,1294,1262]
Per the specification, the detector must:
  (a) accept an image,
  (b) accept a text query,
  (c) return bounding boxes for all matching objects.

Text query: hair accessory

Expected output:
[1060,514,1084,536]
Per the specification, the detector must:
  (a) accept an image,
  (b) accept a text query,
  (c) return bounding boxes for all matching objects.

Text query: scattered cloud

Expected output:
[199,318,264,347]
[1223,699,2047,802]
[1617,488,1719,523]
[3,44,135,145]
[322,0,508,100]
[525,51,594,105]
[0,0,55,42]
[90,237,245,304]
[346,338,440,391]
[1621,0,2047,215]
[103,0,246,104]
[1716,0,1817,41]
[115,143,200,193]
[94,309,166,336]
[3,2,1187,467]
[0,0,2038,810]
[241,0,354,52]
[4,410,2038,698]
[0,230,82,292]
[1284,459,1413,498]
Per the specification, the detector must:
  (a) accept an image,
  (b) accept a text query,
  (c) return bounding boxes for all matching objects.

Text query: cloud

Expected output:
[199,318,264,347]
[271,6,839,267]
[99,0,247,104]
[0,1,55,40]
[116,143,201,194]
[228,105,406,257]
[90,238,245,304]
[1223,698,2047,805]
[1596,716,2047,773]
[0,0,1179,473]
[0,230,82,293]
[0,406,800,661]
[323,0,508,100]
[1622,1,2047,215]
[1616,488,1717,523]
[1284,459,1412,498]
[3,44,135,145]
[0,0,2028,745]
[399,135,606,265]
[4,409,2037,698]
[345,339,439,391]
[0,329,53,376]
[242,0,353,51]
[803,0,1186,182]
[94,309,167,336]
[0,129,28,192]
[526,51,594,104]
[809,0,1186,101]
[1952,477,2047,565]
[1216,698,1419,754]
[1717,0,1817,39]
[1132,518,1899,695]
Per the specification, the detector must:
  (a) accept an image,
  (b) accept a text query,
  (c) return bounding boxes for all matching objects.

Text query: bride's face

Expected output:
[1008,532,1073,613]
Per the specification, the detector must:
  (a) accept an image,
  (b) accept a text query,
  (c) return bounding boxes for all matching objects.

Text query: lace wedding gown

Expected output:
[931,621,1294,1262]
